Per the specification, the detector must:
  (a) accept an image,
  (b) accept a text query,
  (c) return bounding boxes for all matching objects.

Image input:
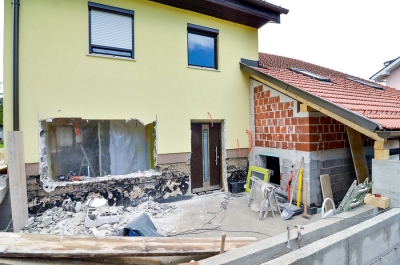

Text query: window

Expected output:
[289,68,332,83]
[346,77,383,91]
[89,2,134,58]
[187,24,218,69]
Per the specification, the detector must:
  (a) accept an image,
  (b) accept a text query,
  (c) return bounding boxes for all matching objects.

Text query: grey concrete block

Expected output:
[344,172,357,180]
[320,168,330,175]
[331,166,342,175]
[343,158,353,165]
[307,160,322,171]
[282,159,293,167]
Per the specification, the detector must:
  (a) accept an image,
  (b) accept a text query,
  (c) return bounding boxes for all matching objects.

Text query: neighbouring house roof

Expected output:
[370,56,400,82]
[149,0,289,28]
[240,53,400,135]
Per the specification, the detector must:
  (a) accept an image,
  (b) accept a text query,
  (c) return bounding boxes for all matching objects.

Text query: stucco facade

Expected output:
[3,0,258,163]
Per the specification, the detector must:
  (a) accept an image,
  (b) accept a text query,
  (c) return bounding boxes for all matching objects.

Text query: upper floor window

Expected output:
[89,2,134,58]
[187,24,218,69]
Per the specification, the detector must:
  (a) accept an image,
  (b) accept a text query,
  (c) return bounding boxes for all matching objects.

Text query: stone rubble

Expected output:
[21,196,178,236]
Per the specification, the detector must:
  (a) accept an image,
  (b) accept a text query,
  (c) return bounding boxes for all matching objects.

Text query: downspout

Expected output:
[12,0,20,131]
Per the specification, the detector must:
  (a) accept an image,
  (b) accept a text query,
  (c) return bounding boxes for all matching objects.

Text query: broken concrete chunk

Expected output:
[42,216,53,226]
[74,201,82,213]
[96,230,108,237]
[88,198,108,208]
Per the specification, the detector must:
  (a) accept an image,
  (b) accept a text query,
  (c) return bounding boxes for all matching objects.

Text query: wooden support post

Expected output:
[373,140,398,161]
[299,104,317,112]
[6,131,29,232]
[220,233,226,254]
[346,127,370,183]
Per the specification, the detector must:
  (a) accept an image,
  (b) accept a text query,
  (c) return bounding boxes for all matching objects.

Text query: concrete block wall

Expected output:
[372,158,400,207]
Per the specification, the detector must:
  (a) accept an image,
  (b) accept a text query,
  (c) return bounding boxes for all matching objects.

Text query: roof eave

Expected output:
[240,59,383,134]
[370,57,400,81]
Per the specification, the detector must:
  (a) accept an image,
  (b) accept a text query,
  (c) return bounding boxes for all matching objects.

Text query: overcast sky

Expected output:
[0,1,399,81]
[259,0,400,80]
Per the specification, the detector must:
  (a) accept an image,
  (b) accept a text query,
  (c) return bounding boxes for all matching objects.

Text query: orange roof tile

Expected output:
[255,53,400,129]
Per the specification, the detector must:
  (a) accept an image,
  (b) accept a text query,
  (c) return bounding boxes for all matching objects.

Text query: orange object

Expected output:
[236,139,242,157]
[286,171,294,201]
[246,130,253,153]
[55,118,82,136]
[375,194,381,198]
[207,112,213,127]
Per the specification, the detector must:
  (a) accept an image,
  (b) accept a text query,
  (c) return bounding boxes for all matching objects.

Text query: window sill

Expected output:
[86,53,136,62]
[187,65,220,72]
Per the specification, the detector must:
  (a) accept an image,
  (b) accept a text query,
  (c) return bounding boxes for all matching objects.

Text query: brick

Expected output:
[276,127,281,133]
[310,134,320,142]
[266,105,272,111]
[291,134,298,142]
[271,103,277,111]
[277,119,284,126]
[269,112,274,118]
[295,125,309,134]
[284,118,291,125]
[309,125,318,133]
[267,119,273,126]
[260,91,266,98]
[266,90,270,97]
[296,143,309,151]
[310,117,320,124]
[298,117,309,124]
[299,134,310,142]
[310,143,318,151]
[288,142,295,150]
[318,125,324,133]
[275,142,281,149]
[281,110,287,118]
[283,102,290,109]
[278,102,284,110]
[266,134,272,141]
[275,111,281,118]
[279,134,285,141]
[270,127,275,133]
[330,125,335,132]
[264,126,269,133]
[288,109,294,117]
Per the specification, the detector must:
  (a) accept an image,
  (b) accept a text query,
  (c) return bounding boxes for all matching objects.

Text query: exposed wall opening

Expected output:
[259,154,280,185]
[40,118,156,180]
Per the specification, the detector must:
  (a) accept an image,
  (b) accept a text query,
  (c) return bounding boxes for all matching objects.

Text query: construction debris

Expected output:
[21,197,177,236]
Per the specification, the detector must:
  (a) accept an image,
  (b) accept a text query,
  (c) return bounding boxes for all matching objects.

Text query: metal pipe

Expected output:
[12,0,20,131]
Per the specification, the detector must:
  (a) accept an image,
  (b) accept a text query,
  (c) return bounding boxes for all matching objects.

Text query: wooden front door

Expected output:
[191,123,221,192]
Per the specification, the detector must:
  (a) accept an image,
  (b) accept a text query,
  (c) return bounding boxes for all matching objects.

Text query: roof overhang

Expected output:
[148,0,289,28]
[370,56,400,82]
[239,59,393,140]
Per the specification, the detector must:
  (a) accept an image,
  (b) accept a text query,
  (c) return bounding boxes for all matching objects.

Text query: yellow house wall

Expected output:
[3,0,258,163]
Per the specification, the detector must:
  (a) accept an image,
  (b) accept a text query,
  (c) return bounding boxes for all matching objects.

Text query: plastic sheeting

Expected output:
[110,120,149,175]
[45,119,154,180]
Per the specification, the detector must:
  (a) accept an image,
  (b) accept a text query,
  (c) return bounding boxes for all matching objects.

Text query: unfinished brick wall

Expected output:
[254,85,374,151]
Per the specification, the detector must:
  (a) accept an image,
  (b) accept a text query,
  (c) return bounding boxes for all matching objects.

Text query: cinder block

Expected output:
[331,166,342,175]
[320,168,330,175]
[282,159,293,167]
[322,160,335,168]
[344,171,357,180]
[343,158,353,165]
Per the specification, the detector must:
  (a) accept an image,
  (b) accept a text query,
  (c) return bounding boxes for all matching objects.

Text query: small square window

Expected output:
[89,2,134,59]
[187,24,218,69]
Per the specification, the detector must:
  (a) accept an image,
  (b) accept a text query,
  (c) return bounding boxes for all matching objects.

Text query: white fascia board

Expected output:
[371,57,400,82]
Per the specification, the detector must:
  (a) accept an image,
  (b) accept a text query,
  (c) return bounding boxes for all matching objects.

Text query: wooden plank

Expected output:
[320,174,334,211]
[374,139,399,150]
[346,126,370,183]
[0,232,257,258]
[299,104,317,112]
[250,74,384,142]
[6,132,29,232]
[374,148,389,160]
[364,194,390,209]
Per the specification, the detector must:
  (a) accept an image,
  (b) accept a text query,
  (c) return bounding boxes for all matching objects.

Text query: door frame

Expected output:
[190,119,227,193]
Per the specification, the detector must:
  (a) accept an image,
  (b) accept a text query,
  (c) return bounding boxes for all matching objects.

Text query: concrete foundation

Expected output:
[26,157,247,214]
[263,208,400,265]
[199,205,378,265]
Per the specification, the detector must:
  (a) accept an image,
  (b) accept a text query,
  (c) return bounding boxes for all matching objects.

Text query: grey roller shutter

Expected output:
[91,10,132,50]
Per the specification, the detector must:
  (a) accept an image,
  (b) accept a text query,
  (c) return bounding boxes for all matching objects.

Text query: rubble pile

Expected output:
[21,197,178,236]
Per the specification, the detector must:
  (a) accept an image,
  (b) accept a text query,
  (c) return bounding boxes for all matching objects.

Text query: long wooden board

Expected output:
[0,232,257,258]
[346,126,370,183]
[320,174,334,211]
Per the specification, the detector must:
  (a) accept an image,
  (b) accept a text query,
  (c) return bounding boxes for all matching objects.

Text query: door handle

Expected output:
[215,147,219,165]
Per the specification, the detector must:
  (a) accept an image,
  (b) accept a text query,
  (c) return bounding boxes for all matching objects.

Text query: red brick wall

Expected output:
[254,85,373,151]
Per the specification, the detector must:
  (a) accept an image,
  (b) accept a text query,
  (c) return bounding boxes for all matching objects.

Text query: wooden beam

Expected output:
[374,139,399,150]
[6,132,29,232]
[299,104,317,112]
[374,149,389,160]
[0,232,257,258]
[346,126,370,183]
[250,74,384,142]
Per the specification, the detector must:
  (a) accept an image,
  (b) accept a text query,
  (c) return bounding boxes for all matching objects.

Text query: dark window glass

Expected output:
[188,33,216,68]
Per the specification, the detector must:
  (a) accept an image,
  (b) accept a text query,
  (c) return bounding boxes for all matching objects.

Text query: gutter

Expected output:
[375,131,400,139]
[12,0,20,131]
[240,59,384,134]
